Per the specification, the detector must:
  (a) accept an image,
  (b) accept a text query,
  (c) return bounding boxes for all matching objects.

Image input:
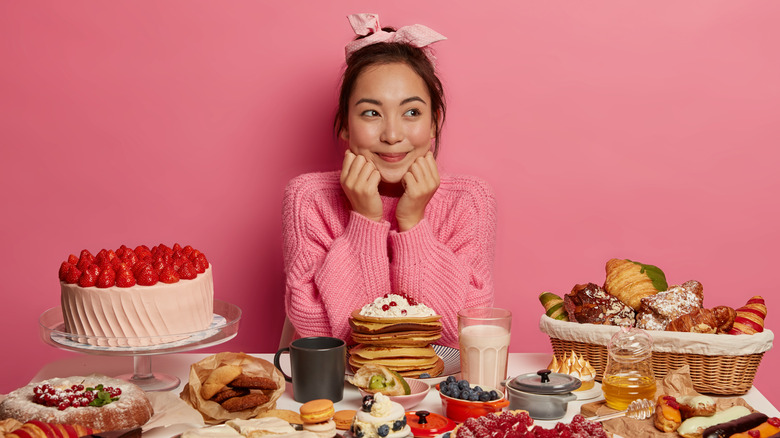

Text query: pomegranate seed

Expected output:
[381,304,389,311]
[389,301,397,306]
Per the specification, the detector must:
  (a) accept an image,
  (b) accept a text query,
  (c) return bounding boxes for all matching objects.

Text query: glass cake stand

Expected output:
[39,299,241,391]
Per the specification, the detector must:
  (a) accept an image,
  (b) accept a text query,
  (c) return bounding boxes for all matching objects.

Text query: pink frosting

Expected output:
[61,266,214,346]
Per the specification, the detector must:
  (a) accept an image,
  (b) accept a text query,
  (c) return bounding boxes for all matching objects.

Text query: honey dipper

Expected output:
[586,398,655,422]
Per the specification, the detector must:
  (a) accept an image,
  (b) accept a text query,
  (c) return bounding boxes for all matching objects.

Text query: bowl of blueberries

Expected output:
[436,376,509,422]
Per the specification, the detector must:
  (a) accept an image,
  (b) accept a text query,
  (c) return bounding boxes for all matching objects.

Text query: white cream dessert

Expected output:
[358,293,436,318]
[547,351,596,391]
[351,394,411,438]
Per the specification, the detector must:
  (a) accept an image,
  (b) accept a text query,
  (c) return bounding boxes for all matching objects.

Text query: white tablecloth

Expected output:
[28,352,780,437]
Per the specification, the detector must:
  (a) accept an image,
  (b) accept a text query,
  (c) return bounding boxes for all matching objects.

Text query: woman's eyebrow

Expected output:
[401,96,427,105]
[354,96,428,106]
[355,98,381,106]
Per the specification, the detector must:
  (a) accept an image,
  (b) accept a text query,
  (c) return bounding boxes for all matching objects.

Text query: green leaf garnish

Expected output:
[627,259,668,291]
[86,384,120,407]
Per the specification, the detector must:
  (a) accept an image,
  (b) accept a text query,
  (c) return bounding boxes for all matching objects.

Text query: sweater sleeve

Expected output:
[387,177,497,347]
[282,174,393,342]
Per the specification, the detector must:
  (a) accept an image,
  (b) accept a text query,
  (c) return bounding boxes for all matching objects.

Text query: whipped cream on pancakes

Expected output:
[359,294,436,318]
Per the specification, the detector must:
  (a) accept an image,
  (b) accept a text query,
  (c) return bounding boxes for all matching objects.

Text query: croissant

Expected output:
[539,292,568,321]
[666,308,718,334]
[604,258,668,310]
[3,420,96,437]
[712,305,736,334]
[728,296,767,335]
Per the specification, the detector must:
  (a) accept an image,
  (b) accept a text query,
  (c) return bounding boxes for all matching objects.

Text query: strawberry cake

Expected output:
[58,243,214,346]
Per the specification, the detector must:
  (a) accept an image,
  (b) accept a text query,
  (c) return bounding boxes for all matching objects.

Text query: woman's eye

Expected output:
[361,110,380,117]
[404,109,421,117]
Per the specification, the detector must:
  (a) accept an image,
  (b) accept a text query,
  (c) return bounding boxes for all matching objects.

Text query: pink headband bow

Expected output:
[344,13,446,66]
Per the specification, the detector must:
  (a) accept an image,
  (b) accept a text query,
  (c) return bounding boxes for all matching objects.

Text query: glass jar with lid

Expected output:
[602,326,656,410]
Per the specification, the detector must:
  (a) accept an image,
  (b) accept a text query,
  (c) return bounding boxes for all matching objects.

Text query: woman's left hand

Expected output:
[396,151,440,231]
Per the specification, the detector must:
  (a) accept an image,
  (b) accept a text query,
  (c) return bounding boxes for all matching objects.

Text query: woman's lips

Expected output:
[376,152,407,163]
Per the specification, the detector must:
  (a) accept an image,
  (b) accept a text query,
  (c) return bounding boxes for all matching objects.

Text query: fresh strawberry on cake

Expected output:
[58,243,214,346]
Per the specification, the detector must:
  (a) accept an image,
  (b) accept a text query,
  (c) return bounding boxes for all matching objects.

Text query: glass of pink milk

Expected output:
[458,307,512,389]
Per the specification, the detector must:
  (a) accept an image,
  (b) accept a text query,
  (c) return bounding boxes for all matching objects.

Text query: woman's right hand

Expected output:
[340,150,383,222]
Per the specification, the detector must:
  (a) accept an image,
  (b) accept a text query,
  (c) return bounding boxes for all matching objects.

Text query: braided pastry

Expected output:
[3,420,96,438]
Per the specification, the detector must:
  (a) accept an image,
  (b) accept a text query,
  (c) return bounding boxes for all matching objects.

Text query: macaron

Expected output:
[302,419,337,438]
[333,410,356,430]
[299,399,336,424]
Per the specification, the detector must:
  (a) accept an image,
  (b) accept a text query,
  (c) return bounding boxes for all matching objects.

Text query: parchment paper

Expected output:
[596,366,753,438]
[179,352,286,425]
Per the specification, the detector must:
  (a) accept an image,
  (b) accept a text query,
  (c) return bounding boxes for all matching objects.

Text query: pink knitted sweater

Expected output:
[282,170,497,347]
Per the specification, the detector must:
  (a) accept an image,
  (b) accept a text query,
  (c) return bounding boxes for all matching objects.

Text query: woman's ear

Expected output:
[340,127,349,141]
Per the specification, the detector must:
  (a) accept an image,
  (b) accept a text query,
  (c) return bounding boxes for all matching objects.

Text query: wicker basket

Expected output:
[539,315,773,395]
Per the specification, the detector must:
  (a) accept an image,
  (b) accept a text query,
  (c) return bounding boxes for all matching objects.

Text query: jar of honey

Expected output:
[602,326,656,410]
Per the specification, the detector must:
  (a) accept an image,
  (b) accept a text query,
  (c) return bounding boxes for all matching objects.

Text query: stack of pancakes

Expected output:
[348,309,444,377]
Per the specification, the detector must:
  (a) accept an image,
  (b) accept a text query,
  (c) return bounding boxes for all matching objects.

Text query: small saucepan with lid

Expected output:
[501,369,582,420]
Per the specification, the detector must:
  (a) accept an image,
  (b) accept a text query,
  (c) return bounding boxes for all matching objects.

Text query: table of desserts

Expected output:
[29,352,780,437]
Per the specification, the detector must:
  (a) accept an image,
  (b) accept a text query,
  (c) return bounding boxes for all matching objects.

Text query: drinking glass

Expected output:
[458,307,512,389]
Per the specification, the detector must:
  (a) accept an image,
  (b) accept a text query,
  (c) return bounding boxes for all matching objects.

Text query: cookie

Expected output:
[210,387,250,403]
[201,365,243,399]
[333,410,356,430]
[220,393,270,412]
[299,399,335,424]
[257,409,304,425]
[229,375,278,390]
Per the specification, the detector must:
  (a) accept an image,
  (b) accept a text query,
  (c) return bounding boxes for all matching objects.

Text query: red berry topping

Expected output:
[67,254,79,265]
[389,301,397,307]
[666,399,680,409]
[401,309,407,315]
[158,266,180,284]
[115,265,136,287]
[768,418,780,427]
[78,265,100,287]
[76,250,95,271]
[178,261,197,280]
[96,266,116,288]
[135,264,159,286]
[382,304,390,311]
[749,430,760,438]
[59,262,72,281]
[65,266,82,284]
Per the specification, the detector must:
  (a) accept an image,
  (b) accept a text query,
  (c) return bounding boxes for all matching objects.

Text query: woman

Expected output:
[282,14,496,347]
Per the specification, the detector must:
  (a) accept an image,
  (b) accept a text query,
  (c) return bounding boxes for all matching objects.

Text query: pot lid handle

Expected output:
[538,369,551,383]
[415,411,430,424]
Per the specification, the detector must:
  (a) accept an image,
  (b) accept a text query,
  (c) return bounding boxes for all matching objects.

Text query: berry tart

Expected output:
[58,243,213,346]
[446,411,608,438]
[0,375,153,432]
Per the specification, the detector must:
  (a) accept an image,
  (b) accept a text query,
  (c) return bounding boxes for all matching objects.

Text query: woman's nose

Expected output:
[380,118,403,145]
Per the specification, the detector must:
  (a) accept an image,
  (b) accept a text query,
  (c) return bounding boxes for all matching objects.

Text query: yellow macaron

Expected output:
[299,399,336,424]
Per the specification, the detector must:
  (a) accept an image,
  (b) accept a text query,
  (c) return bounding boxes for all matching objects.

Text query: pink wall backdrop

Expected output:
[2,1,779,407]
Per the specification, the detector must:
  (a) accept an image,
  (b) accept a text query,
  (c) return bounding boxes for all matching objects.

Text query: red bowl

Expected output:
[435,384,510,423]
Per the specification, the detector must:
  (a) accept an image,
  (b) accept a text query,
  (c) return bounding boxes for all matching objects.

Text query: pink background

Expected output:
[2,1,778,407]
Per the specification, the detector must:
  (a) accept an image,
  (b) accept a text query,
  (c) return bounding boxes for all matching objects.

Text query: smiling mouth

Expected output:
[376,152,408,163]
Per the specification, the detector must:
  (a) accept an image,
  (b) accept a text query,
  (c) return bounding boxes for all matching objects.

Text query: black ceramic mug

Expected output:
[274,336,346,403]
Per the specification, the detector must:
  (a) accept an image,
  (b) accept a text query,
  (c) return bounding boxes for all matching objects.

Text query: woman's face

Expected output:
[341,62,435,185]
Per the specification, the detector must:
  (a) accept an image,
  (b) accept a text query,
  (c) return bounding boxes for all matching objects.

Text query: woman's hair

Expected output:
[334,27,446,157]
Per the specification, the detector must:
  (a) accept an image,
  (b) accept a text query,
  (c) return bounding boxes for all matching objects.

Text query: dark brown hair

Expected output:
[334,28,446,157]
